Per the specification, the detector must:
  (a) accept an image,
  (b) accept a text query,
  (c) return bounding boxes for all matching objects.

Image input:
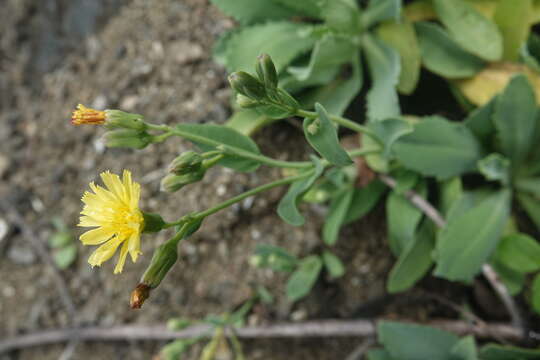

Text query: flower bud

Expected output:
[160,171,205,192]
[168,151,203,175]
[142,212,166,233]
[236,94,261,109]
[140,242,178,289]
[104,129,152,149]
[256,53,278,89]
[130,283,150,309]
[228,71,266,100]
[104,110,147,131]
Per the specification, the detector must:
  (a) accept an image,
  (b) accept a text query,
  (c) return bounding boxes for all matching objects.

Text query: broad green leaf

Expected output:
[225,109,276,136]
[516,177,540,198]
[363,34,401,122]
[394,116,482,179]
[363,0,402,28]
[323,188,354,245]
[272,0,322,18]
[161,340,193,360]
[517,192,540,229]
[415,22,485,79]
[288,35,355,82]
[277,157,324,226]
[322,250,345,278]
[495,233,540,273]
[477,154,510,185]
[464,95,497,147]
[222,22,316,73]
[491,260,525,295]
[493,0,532,61]
[286,255,323,301]
[433,0,503,61]
[210,0,300,24]
[435,190,511,282]
[521,33,540,72]
[451,336,478,360]
[368,118,413,158]
[343,180,386,224]
[53,244,77,270]
[378,321,459,360]
[297,52,363,116]
[175,123,261,172]
[252,244,298,272]
[319,0,361,33]
[49,231,73,249]
[367,349,395,360]
[393,169,419,194]
[480,344,540,360]
[303,103,353,167]
[377,20,421,95]
[387,221,435,293]
[438,177,463,217]
[532,273,540,314]
[281,65,341,94]
[493,74,537,166]
[387,181,426,256]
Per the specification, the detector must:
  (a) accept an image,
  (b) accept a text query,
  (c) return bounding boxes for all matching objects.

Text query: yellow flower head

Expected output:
[71,104,106,125]
[79,170,144,273]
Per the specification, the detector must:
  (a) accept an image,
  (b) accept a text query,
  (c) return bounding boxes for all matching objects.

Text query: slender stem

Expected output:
[378,174,525,335]
[296,109,375,137]
[194,172,312,220]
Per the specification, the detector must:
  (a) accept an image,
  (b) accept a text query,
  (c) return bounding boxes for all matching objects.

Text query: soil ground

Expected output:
[0,0,516,359]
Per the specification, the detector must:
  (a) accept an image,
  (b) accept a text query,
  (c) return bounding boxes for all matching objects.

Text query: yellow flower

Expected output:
[79,170,144,273]
[71,104,106,125]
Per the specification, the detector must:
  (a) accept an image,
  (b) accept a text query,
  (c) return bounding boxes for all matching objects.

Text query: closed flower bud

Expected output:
[160,171,205,192]
[104,110,147,131]
[130,283,150,309]
[228,71,266,100]
[236,94,260,109]
[256,53,278,89]
[140,242,178,289]
[104,129,152,149]
[168,151,203,175]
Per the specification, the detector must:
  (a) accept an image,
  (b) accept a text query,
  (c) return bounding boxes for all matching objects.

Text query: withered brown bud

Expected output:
[130,283,151,309]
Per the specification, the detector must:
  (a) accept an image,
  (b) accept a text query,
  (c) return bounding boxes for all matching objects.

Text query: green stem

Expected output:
[296,109,375,137]
[194,172,312,220]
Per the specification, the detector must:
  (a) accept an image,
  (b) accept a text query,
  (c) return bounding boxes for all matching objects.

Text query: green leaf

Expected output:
[343,180,386,224]
[491,260,525,295]
[477,154,510,185]
[516,177,540,198]
[277,157,324,226]
[272,0,322,18]
[451,336,478,360]
[53,244,77,270]
[363,34,401,122]
[303,103,353,167]
[464,95,497,147]
[386,181,426,256]
[378,321,459,360]
[175,123,261,172]
[323,188,354,245]
[49,231,73,249]
[319,0,361,33]
[517,192,540,230]
[435,190,511,282]
[495,233,540,273]
[322,250,346,278]
[252,244,298,272]
[210,0,301,24]
[415,22,485,79]
[393,116,482,179]
[433,0,503,61]
[225,109,276,136]
[532,273,540,314]
[222,22,316,73]
[297,52,363,116]
[493,0,532,61]
[363,0,402,28]
[367,349,395,360]
[367,118,413,158]
[493,74,537,165]
[393,169,419,195]
[438,177,463,217]
[480,344,540,360]
[377,20,421,94]
[286,255,323,301]
[288,34,355,82]
[387,221,435,293]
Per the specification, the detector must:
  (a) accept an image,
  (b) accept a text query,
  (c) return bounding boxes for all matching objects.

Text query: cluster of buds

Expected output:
[228,54,299,118]
[71,104,153,149]
[161,151,225,192]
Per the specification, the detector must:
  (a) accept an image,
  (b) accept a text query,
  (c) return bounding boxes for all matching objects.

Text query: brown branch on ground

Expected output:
[378,174,525,335]
[0,319,523,354]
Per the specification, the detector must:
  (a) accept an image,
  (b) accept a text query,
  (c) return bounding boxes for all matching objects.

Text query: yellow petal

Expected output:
[122,170,133,201]
[88,236,123,267]
[114,241,129,274]
[80,227,115,245]
[101,171,127,203]
[78,215,102,227]
[127,232,141,262]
